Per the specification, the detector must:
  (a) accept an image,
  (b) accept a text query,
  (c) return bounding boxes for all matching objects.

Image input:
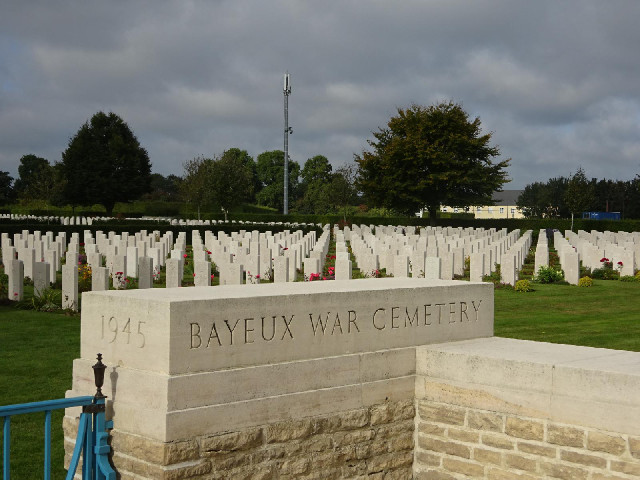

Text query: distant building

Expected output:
[438,190,525,219]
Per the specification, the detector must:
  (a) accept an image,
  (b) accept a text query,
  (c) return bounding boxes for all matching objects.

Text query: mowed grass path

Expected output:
[495,280,640,351]
[1,278,639,477]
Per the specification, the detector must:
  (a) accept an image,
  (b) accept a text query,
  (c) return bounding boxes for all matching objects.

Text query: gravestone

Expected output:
[92,267,110,291]
[8,259,24,301]
[138,257,153,289]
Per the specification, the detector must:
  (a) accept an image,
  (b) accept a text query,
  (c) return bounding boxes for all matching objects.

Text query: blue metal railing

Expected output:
[0,354,116,480]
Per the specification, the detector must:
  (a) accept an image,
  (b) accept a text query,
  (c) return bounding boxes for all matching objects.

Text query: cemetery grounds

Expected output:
[1,234,640,478]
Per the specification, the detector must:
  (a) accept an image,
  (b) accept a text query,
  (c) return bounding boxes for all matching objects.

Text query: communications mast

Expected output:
[283,72,292,214]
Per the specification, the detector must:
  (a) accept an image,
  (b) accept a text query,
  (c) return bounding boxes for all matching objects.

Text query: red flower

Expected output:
[600,257,609,263]
[256,274,260,279]
[617,261,623,266]
[183,254,188,258]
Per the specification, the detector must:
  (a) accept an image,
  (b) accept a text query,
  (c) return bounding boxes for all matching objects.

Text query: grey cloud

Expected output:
[1,0,639,189]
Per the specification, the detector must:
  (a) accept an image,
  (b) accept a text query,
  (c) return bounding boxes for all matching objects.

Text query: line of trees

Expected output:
[517,168,640,219]
[178,150,359,219]
[0,111,360,217]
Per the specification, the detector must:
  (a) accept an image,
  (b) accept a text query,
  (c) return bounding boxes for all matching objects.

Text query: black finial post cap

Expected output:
[92,353,106,398]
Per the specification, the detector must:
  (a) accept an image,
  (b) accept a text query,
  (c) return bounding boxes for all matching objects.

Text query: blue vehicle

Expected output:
[582,211,621,220]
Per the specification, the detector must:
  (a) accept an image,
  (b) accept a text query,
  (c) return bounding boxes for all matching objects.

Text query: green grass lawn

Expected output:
[0,308,80,479]
[495,279,640,351]
[1,277,639,477]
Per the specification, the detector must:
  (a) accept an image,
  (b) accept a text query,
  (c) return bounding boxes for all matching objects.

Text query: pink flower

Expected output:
[183,254,188,258]
[211,274,215,279]
[193,273,196,277]
[255,274,260,279]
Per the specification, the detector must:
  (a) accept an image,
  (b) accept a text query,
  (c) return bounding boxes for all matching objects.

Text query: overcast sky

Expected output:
[2,1,640,189]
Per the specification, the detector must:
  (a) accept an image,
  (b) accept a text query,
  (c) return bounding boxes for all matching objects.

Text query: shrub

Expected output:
[591,268,619,280]
[620,275,638,283]
[30,288,61,312]
[535,265,564,283]
[514,279,533,292]
[578,276,593,287]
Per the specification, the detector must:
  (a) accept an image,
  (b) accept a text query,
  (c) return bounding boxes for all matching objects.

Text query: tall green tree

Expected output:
[180,156,214,219]
[14,154,50,198]
[0,171,14,205]
[209,149,255,221]
[355,101,510,224]
[60,112,152,214]
[220,148,260,202]
[298,155,333,213]
[144,173,182,202]
[565,167,595,230]
[255,150,300,212]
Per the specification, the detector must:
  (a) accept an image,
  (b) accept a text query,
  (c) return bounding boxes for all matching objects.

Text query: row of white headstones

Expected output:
[2,226,638,310]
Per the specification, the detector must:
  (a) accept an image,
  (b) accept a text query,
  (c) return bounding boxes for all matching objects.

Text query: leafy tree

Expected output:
[209,149,255,221]
[298,155,334,214]
[355,102,510,224]
[300,155,332,186]
[220,148,260,202]
[180,156,214,219]
[14,154,50,197]
[255,150,300,212]
[60,111,152,214]
[516,182,548,218]
[144,173,182,202]
[0,171,14,205]
[565,167,595,229]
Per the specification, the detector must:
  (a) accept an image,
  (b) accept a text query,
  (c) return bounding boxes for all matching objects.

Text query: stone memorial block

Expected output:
[68,278,493,455]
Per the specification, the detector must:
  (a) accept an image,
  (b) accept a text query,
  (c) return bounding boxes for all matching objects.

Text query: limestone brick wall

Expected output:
[414,400,640,479]
[64,399,415,480]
